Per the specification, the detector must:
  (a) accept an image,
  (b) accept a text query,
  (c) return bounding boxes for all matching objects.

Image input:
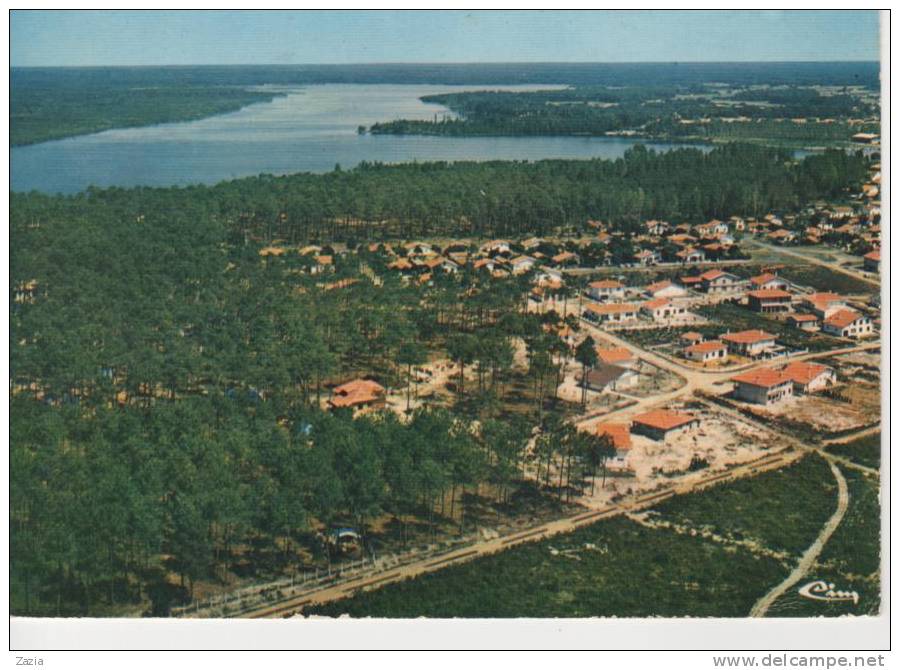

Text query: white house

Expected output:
[822,309,874,338]
[587,279,626,302]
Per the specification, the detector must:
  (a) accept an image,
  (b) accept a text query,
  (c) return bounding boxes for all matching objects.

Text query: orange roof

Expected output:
[552,251,578,263]
[680,331,704,342]
[589,279,623,289]
[389,258,414,270]
[473,258,493,270]
[730,368,790,388]
[259,246,286,257]
[864,250,881,261]
[645,280,674,293]
[315,255,333,266]
[585,302,639,315]
[643,298,671,310]
[824,308,865,329]
[780,362,831,386]
[595,423,632,451]
[789,313,819,322]
[596,347,634,365]
[747,289,791,299]
[721,329,776,344]
[700,269,726,281]
[686,340,726,354]
[750,272,778,286]
[330,379,385,408]
[680,276,703,285]
[632,410,697,432]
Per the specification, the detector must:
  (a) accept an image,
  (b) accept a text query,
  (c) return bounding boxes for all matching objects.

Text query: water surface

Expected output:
[12,84,709,194]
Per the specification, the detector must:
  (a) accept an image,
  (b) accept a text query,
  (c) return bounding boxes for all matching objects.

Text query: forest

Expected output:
[369,84,879,145]
[10,145,869,616]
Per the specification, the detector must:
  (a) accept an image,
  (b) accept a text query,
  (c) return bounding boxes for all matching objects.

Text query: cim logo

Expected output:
[798,580,859,605]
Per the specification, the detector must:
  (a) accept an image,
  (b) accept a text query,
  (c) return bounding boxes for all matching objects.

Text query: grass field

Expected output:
[305,455,843,618]
[826,433,881,470]
[765,467,881,617]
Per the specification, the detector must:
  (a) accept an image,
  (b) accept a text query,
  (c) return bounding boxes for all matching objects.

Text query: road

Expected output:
[745,239,880,289]
[239,447,800,619]
[749,459,850,617]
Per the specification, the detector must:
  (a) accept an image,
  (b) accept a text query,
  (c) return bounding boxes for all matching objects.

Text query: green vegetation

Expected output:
[696,302,845,353]
[652,455,836,555]
[11,85,279,146]
[827,432,881,470]
[307,455,841,617]
[369,84,878,147]
[766,468,881,617]
[777,265,876,295]
[307,516,788,618]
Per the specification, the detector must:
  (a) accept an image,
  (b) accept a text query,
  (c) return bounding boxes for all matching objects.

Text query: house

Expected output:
[480,239,511,255]
[694,220,729,237]
[630,410,700,441]
[642,298,687,322]
[747,289,792,314]
[679,276,704,291]
[700,270,742,294]
[822,309,874,338]
[552,251,580,266]
[721,330,777,357]
[521,237,544,250]
[680,331,705,346]
[676,247,706,264]
[329,379,386,411]
[802,292,848,319]
[578,363,638,392]
[388,258,416,274]
[510,255,538,274]
[780,361,836,394]
[684,340,728,364]
[644,280,686,299]
[583,302,640,325]
[595,423,633,469]
[788,313,820,331]
[851,132,879,144]
[633,249,661,266]
[863,250,881,273]
[768,229,796,244]
[668,233,698,247]
[749,273,789,291]
[595,347,637,369]
[312,255,334,274]
[587,279,625,302]
[473,258,495,272]
[404,241,434,257]
[730,369,794,405]
[644,220,669,235]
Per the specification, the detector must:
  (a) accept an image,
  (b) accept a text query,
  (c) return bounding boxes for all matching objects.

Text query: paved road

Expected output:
[746,239,880,289]
[749,459,850,617]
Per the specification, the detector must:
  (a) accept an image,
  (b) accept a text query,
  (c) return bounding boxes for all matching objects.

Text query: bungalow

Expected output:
[721,329,777,357]
[521,237,544,251]
[863,250,881,273]
[780,361,836,394]
[583,302,640,325]
[642,298,687,322]
[694,220,729,237]
[802,292,848,319]
[587,279,626,302]
[668,233,698,247]
[788,313,820,331]
[552,251,580,267]
[480,239,511,255]
[312,255,334,274]
[700,270,742,294]
[473,258,496,272]
[684,340,728,364]
[680,331,705,346]
[679,276,704,291]
[510,255,538,274]
[676,247,706,264]
[822,309,874,338]
[388,258,416,274]
[730,369,793,405]
[644,220,669,235]
[768,229,796,244]
[596,346,637,369]
[595,423,633,469]
[644,280,687,299]
[329,379,386,411]
[630,410,700,442]
[579,363,638,392]
[747,289,792,314]
[633,249,661,266]
[749,273,789,291]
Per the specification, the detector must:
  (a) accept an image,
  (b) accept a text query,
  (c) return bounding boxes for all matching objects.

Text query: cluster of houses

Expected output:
[679,329,781,365]
[594,409,701,469]
[730,361,836,406]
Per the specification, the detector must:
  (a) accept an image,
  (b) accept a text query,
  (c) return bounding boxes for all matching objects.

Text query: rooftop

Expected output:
[632,410,697,432]
[721,329,776,344]
[730,368,790,388]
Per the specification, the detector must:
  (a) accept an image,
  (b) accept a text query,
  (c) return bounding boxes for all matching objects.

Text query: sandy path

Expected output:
[822,424,882,445]
[748,459,849,618]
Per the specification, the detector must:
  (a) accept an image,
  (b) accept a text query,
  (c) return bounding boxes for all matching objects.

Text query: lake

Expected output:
[11,84,709,194]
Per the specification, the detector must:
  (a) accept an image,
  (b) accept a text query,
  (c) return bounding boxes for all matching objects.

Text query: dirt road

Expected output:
[749,460,850,617]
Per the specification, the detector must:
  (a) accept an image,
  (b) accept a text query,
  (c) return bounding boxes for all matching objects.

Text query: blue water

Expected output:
[12,84,713,194]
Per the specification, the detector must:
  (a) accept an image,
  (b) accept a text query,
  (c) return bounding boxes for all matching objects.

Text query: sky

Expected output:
[11,10,881,67]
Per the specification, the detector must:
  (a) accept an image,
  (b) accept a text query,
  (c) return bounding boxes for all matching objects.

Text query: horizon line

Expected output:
[10,59,881,69]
